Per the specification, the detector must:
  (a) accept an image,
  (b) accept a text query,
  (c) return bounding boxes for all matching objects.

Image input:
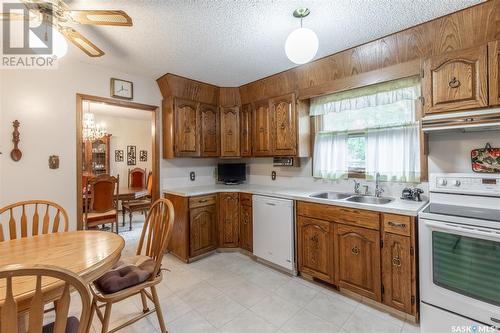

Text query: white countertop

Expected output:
[163,184,428,216]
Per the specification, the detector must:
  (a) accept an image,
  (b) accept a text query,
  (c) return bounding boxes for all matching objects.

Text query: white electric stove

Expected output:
[419,173,500,333]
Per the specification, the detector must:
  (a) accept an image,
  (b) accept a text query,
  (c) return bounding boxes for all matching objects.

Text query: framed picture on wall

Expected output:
[140,150,147,162]
[127,146,136,165]
[115,150,124,162]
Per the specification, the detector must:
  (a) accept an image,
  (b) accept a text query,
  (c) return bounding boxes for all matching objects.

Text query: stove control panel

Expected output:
[431,173,500,196]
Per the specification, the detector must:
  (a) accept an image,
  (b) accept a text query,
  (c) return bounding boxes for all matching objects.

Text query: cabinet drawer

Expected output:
[338,207,380,230]
[240,193,252,206]
[297,201,341,222]
[383,214,411,236]
[189,194,216,208]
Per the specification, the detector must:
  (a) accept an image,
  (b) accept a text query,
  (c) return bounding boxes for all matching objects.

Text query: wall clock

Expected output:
[110,78,133,100]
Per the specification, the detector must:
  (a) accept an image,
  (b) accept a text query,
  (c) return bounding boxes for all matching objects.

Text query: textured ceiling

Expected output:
[63,0,482,86]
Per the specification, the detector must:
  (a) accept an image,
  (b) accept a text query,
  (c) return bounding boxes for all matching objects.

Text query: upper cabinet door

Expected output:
[174,98,200,157]
[252,100,273,156]
[200,103,219,157]
[270,94,297,156]
[423,44,488,114]
[489,40,500,106]
[240,104,252,157]
[220,106,240,157]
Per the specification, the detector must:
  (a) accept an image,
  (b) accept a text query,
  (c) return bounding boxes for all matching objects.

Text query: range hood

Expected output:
[422,108,500,132]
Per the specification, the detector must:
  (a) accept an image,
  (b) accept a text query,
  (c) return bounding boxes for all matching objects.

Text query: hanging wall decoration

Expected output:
[10,120,22,161]
[471,143,500,173]
[115,150,124,162]
[127,146,136,165]
[140,150,147,162]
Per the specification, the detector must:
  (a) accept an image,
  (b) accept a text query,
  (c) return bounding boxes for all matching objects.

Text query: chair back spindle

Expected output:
[0,201,69,242]
[136,199,174,279]
[0,264,91,333]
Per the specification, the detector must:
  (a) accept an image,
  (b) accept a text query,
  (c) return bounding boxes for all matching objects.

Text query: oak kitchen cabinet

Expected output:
[218,193,240,247]
[489,40,500,106]
[270,94,297,156]
[174,98,200,157]
[296,201,418,318]
[422,44,488,114]
[200,103,219,157]
[239,193,253,252]
[189,197,217,257]
[381,214,416,315]
[220,106,240,157]
[297,216,334,283]
[252,99,273,156]
[240,103,252,157]
[335,223,381,301]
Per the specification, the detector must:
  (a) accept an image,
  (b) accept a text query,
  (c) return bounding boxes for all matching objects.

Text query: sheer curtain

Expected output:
[366,124,420,182]
[311,76,421,183]
[313,132,348,180]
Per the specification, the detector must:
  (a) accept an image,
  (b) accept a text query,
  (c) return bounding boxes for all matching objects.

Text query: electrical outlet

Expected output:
[271,171,276,181]
[190,171,195,181]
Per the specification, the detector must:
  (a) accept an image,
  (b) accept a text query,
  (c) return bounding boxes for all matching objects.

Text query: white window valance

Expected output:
[311,76,420,133]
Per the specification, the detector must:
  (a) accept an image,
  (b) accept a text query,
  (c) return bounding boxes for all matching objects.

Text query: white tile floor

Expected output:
[88,216,421,333]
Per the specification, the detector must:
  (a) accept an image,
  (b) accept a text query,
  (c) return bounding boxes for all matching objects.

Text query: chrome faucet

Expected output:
[353,179,361,194]
[375,172,384,197]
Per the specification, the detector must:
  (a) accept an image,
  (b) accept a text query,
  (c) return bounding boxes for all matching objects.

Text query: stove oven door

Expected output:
[420,218,500,327]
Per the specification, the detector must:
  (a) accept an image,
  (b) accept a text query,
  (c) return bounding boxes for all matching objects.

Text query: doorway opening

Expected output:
[76,94,159,231]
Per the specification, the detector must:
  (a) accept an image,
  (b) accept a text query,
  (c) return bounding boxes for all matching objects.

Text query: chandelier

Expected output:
[83,112,107,141]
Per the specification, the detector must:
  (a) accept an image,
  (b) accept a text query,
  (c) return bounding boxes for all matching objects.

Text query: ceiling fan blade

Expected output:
[0,12,27,21]
[66,10,132,26]
[60,27,104,57]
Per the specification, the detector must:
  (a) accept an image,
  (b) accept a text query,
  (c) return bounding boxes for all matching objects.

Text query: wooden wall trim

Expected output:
[298,59,421,100]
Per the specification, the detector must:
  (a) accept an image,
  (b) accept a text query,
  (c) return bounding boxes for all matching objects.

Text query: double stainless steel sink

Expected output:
[309,191,394,205]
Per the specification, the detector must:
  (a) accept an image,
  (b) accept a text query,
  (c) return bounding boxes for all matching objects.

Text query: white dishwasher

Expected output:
[252,195,295,274]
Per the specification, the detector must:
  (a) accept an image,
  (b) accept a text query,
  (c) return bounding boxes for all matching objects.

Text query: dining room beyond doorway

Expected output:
[76,94,160,233]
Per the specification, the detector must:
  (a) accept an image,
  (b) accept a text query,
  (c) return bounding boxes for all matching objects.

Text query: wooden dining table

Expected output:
[118,186,148,201]
[0,230,124,312]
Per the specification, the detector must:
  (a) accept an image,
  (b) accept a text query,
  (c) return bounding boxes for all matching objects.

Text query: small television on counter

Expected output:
[217,163,246,185]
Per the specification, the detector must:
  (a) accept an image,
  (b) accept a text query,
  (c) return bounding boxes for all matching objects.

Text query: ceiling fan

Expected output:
[1,0,133,57]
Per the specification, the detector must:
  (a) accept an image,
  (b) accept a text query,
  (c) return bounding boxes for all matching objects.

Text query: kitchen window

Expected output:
[311,76,421,182]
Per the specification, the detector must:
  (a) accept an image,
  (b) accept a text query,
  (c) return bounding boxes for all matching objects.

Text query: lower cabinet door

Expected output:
[218,193,240,247]
[190,205,217,257]
[335,224,381,301]
[382,232,413,314]
[297,216,334,283]
[240,204,253,252]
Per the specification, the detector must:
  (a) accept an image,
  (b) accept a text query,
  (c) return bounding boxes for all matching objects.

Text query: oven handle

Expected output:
[424,220,500,240]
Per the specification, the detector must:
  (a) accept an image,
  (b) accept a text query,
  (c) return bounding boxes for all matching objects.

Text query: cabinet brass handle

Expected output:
[388,221,406,228]
[280,123,286,129]
[198,199,208,203]
[310,235,318,243]
[392,257,402,267]
[351,246,360,256]
[449,77,461,88]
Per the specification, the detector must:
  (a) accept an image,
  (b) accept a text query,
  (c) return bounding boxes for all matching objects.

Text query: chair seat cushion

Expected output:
[85,209,117,222]
[42,316,80,333]
[94,255,156,294]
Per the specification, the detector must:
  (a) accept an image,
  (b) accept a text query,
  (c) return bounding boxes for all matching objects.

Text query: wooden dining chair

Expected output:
[128,168,146,188]
[0,264,91,333]
[90,198,174,333]
[121,172,153,230]
[0,200,69,242]
[84,175,120,233]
